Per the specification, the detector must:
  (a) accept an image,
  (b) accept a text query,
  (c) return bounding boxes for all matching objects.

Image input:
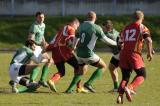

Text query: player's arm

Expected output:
[144,35,153,61]
[28,33,35,41]
[101,35,117,46]
[72,37,80,50]
[98,26,117,46]
[41,36,48,48]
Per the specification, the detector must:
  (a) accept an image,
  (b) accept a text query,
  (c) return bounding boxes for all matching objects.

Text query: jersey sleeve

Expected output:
[29,24,37,34]
[96,25,106,39]
[140,24,151,39]
[26,47,34,58]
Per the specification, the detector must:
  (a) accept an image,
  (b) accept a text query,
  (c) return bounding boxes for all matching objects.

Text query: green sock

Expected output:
[66,75,82,92]
[30,67,39,82]
[18,86,37,93]
[114,81,119,89]
[18,86,29,93]
[85,68,103,85]
[40,65,49,82]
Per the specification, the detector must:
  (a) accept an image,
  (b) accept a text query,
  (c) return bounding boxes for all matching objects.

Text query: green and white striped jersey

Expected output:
[10,46,33,64]
[29,21,45,45]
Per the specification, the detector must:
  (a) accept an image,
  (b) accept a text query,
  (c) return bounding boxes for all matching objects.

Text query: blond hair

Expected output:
[133,10,144,20]
[87,11,96,21]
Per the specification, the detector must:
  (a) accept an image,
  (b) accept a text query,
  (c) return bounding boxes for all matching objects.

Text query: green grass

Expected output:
[0,15,160,49]
[0,52,160,106]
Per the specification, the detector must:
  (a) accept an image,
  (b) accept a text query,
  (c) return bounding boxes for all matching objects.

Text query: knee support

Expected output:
[135,67,146,79]
[121,68,132,82]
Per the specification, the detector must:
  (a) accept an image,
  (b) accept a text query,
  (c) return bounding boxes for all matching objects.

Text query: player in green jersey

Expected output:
[65,11,117,93]
[9,40,48,93]
[103,20,120,92]
[28,11,52,87]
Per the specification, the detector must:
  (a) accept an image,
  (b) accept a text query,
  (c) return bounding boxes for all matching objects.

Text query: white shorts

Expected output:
[33,45,43,58]
[9,63,23,83]
[77,53,100,65]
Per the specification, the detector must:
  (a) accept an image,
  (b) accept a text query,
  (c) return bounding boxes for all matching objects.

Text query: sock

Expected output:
[129,76,144,90]
[30,67,39,82]
[18,86,29,93]
[118,80,127,95]
[77,80,81,88]
[18,86,37,93]
[66,75,82,92]
[114,81,119,89]
[51,72,61,82]
[40,65,49,82]
[85,68,103,85]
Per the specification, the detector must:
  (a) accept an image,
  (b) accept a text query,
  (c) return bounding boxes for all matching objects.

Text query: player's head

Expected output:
[87,11,96,23]
[25,40,36,50]
[35,11,45,24]
[70,17,80,30]
[132,10,144,21]
[103,20,113,32]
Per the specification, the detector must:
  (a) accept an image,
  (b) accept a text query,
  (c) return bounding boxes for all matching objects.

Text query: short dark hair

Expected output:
[35,11,44,17]
[25,40,35,47]
[103,20,112,26]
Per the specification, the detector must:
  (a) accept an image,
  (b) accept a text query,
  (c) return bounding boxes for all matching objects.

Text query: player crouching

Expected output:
[9,40,50,93]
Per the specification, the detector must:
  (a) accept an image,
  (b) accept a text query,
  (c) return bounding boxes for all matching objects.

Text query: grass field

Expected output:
[0,52,160,106]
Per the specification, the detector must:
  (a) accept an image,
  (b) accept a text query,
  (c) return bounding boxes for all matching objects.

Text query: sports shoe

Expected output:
[39,81,48,88]
[27,82,40,89]
[47,80,57,92]
[9,80,19,93]
[11,86,19,93]
[117,94,123,104]
[76,87,89,93]
[130,89,136,95]
[84,83,96,93]
[124,87,132,102]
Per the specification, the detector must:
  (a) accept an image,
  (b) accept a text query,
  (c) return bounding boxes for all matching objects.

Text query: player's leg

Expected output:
[9,64,39,93]
[39,52,52,87]
[66,56,88,93]
[9,63,24,93]
[117,68,132,103]
[47,61,65,92]
[126,53,145,95]
[84,54,106,93]
[65,64,87,93]
[29,45,43,82]
[108,56,119,91]
[128,67,146,92]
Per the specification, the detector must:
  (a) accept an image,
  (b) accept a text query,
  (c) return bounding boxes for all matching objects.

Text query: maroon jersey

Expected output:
[120,21,150,54]
[46,25,75,63]
[119,21,150,69]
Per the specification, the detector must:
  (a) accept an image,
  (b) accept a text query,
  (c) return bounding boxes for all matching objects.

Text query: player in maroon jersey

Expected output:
[45,18,88,93]
[117,10,154,104]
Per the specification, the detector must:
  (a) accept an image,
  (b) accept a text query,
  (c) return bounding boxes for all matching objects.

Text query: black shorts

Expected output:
[110,56,119,68]
[18,65,26,76]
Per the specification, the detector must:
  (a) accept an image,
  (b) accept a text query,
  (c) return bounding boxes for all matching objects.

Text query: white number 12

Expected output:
[125,29,136,41]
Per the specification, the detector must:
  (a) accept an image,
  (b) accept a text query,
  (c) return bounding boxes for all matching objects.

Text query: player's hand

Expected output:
[152,49,155,55]
[147,53,152,61]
